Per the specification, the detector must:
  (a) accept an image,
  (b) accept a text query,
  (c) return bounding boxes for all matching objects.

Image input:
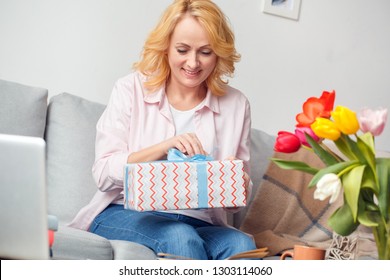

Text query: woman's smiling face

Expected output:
[167,14,217,91]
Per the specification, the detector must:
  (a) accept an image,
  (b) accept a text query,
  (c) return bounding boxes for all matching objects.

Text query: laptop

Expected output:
[0,133,49,260]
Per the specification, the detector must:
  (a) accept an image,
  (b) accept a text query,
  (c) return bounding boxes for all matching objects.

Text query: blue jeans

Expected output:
[90,204,256,260]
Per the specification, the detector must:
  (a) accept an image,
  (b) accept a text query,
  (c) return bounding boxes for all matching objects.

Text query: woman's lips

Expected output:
[183,68,201,77]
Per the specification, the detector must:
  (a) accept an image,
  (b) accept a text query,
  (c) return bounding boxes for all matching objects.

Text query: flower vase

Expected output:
[327,225,378,260]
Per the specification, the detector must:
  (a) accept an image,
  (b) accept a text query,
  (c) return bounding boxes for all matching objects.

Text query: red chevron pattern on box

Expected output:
[124,160,246,211]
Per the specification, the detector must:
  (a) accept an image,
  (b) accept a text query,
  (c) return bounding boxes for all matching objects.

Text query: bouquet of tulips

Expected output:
[271,90,390,259]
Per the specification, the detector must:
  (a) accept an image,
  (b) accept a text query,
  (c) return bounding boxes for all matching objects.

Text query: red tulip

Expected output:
[274,131,301,153]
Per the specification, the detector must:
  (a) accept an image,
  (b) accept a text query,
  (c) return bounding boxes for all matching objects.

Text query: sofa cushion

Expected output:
[52,225,113,260]
[249,128,276,192]
[0,79,48,138]
[45,93,105,224]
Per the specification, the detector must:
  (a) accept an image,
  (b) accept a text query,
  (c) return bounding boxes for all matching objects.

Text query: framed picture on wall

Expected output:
[262,0,302,20]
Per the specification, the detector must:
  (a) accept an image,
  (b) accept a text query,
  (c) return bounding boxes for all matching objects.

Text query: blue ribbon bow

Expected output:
[167,148,213,162]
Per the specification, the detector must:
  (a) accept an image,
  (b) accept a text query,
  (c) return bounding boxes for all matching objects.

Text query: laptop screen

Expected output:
[0,134,49,260]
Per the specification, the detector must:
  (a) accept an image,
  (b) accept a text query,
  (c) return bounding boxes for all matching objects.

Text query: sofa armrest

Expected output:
[51,225,113,260]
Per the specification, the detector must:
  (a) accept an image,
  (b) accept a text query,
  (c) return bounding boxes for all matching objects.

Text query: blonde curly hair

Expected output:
[133,0,240,96]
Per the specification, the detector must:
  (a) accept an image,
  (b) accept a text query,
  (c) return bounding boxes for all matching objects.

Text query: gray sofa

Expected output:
[0,79,275,260]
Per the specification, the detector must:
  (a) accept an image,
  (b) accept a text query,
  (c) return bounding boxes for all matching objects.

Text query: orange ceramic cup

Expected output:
[280,245,326,260]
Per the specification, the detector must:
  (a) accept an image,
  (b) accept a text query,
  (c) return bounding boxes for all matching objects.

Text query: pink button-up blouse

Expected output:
[69,71,252,231]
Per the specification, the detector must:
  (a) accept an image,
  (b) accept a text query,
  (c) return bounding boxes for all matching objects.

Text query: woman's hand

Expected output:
[127,133,206,163]
[164,133,206,157]
[242,171,251,194]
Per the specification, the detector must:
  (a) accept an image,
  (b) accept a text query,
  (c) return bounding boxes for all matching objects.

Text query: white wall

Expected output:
[0,0,389,151]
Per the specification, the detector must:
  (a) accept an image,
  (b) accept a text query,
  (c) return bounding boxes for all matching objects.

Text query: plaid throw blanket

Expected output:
[240,148,343,256]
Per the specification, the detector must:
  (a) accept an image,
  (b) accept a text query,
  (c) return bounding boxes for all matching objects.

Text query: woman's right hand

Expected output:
[127,133,206,164]
[164,133,206,157]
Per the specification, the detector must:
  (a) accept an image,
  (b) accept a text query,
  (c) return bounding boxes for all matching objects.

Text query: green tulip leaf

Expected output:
[377,158,390,220]
[357,195,379,227]
[358,132,375,154]
[305,133,339,166]
[269,158,318,175]
[357,211,380,227]
[334,135,356,161]
[308,160,360,187]
[328,203,359,236]
[343,134,366,163]
[357,135,376,174]
[361,170,378,193]
[342,165,365,221]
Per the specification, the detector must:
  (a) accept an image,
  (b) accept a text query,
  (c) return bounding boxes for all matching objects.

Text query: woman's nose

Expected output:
[187,52,199,69]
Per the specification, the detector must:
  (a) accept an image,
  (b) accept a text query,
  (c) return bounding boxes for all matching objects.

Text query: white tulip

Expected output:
[314,173,342,203]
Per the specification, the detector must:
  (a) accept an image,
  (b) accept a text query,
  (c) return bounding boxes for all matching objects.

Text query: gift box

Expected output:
[124,151,246,211]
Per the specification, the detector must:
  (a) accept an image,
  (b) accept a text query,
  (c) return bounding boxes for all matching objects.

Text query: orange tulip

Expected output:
[296,90,335,127]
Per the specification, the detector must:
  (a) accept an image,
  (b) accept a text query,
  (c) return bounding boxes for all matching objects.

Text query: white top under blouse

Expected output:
[166,100,214,224]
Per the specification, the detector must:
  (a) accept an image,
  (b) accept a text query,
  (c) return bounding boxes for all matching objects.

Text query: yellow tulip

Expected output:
[331,106,360,135]
[311,117,341,140]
